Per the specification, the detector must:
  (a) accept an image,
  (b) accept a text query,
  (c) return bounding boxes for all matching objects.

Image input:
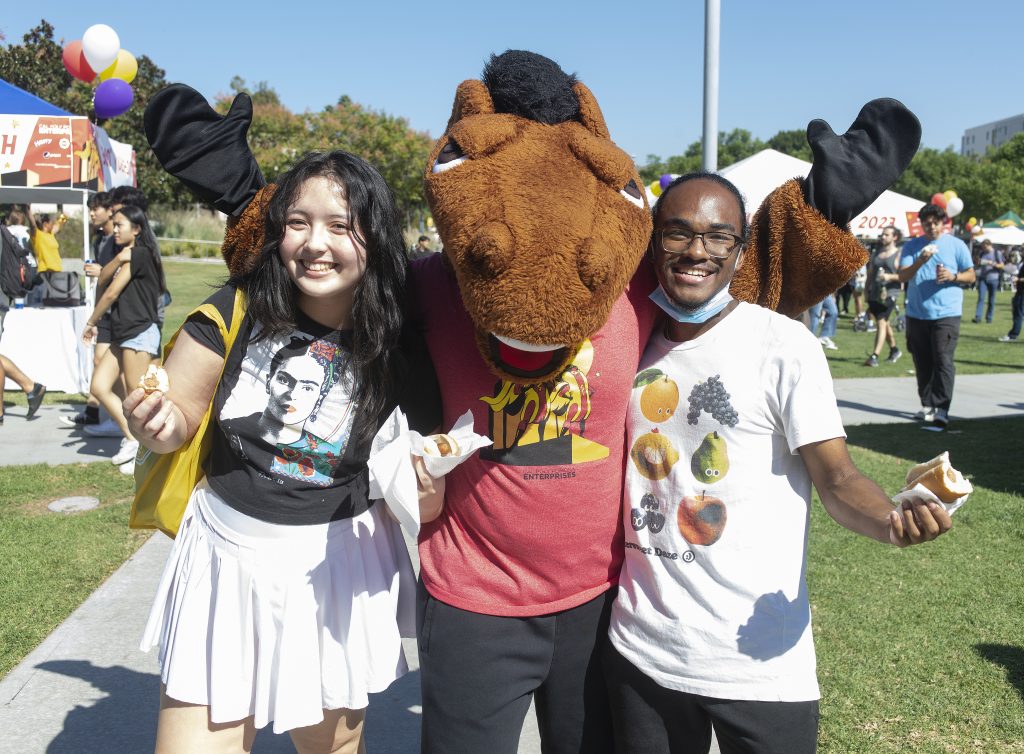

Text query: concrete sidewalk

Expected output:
[1,373,1022,752]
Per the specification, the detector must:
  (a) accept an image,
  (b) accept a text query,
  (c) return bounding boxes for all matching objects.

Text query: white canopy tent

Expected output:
[974,225,1024,246]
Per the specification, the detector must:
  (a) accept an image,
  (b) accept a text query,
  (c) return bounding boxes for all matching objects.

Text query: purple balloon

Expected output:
[94,79,134,119]
[659,173,674,191]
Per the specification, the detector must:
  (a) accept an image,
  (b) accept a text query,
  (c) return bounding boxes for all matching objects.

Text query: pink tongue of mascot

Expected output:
[142,50,920,386]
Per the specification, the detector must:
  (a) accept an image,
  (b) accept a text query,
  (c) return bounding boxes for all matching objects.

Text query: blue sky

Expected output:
[4,1,1021,163]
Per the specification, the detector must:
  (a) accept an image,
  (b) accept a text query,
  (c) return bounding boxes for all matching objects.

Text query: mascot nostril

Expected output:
[577,240,612,293]
[467,223,514,279]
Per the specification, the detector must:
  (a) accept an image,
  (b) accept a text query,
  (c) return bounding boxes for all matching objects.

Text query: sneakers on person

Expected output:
[25,383,46,420]
[915,407,936,422]
[111,438,140,466]
[998,335,1017,342]
[118,459,135,475]
[819,337,838,351]
[864,353,880,367]
[84,418,123,437]
[933,408,949,430]
[971,318,981,324]
[886,347,903,364]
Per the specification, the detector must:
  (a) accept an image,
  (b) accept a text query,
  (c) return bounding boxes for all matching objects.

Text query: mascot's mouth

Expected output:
[489,334,570,380]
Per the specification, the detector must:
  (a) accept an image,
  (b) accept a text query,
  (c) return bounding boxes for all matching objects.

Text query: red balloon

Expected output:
[62,40,96,83]
[930,192,948,209]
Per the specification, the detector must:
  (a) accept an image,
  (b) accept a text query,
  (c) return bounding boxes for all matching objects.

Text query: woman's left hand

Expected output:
[82,324,97,345]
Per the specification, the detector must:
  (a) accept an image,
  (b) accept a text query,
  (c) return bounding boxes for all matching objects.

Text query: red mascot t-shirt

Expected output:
[412,253,659,616]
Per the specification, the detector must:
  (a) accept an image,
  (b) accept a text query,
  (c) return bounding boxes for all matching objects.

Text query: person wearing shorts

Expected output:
[863,225,904,367]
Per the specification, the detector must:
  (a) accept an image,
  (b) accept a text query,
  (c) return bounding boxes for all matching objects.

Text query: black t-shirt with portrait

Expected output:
[110,245,161,341]
[183,284,441,525]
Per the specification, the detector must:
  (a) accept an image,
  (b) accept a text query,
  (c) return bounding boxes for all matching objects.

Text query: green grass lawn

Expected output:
[0,463,145,678]
[823,289,1021,379]
[811,418,1024,752]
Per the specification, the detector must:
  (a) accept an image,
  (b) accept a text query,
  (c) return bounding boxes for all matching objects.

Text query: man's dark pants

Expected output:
[417,580,614,754]
[906,315,961,411]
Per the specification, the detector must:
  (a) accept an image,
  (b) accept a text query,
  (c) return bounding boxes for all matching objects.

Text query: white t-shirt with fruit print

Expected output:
[609,302,845,702]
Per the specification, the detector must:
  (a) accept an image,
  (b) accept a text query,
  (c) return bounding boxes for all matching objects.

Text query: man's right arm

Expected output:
[897,245,931,283]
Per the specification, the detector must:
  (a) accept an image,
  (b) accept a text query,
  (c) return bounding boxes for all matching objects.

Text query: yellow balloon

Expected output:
[943,189,957,202]
[968,216,977,225]
[99,49,138,84]
[650,181,663,197]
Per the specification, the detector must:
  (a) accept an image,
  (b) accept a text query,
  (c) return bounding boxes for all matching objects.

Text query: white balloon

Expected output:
[82,24,120,74]
[946,196,965,218]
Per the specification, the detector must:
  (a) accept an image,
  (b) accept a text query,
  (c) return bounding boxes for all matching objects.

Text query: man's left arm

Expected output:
[798,437,952,547]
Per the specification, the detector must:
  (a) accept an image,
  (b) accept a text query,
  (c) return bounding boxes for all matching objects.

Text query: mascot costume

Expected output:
[144,49,920,752]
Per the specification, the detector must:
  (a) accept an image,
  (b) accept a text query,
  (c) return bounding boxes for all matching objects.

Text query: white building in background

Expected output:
[961,114,1024,157]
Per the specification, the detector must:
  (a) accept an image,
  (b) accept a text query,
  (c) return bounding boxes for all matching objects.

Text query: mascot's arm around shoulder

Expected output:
[731,98,921,315]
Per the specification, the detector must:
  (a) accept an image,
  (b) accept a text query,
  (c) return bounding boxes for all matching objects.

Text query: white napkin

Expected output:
[367,409,491,536]
[891,483,969,516]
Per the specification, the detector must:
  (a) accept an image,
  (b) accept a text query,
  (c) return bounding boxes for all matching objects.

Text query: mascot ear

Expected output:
[447,80,495,130]
[573,82,610,140]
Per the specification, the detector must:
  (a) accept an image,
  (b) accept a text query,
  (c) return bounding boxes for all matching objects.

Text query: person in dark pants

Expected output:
[999,262,1024,342]
[898,203,975,429]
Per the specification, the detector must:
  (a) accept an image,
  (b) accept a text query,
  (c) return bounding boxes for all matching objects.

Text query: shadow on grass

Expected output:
[953,358,1024,370]
[974,644,1024,703]
[834,400,918,421]
[845,417,1024,496]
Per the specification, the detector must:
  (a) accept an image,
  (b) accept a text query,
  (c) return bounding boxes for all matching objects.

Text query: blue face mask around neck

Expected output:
[649,282,734,324]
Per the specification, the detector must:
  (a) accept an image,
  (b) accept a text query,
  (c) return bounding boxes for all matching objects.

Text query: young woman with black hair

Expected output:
[82,204,167,468]
[121,150,441,753]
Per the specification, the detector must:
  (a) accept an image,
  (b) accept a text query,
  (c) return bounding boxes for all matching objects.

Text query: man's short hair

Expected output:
[918,203,947,223]
[109,185,149,212]
[981,239,993,246]
[418,235,430,243]
[87,191,113,210]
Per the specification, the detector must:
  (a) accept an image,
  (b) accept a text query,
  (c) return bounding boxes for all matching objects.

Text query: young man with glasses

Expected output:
[897,203,975,429]
[604,173,951,754]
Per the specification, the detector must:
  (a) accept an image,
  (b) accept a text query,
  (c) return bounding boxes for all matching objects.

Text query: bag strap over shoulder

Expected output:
[163,286,247,362]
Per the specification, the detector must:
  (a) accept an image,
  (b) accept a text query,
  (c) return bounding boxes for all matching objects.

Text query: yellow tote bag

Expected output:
[130,288,246,537]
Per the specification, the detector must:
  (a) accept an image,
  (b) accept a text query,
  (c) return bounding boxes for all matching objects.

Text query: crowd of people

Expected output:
[0,186,167,474]
[803,220,1021,374]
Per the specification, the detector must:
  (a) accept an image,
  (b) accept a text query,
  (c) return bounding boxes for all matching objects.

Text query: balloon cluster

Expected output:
[61,24,137,119]
[649,174,676,198]
[965,216,983,236]
[930,189,964,219]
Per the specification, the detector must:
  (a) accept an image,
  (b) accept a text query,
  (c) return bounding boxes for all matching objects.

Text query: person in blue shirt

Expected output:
[898,203,976,429]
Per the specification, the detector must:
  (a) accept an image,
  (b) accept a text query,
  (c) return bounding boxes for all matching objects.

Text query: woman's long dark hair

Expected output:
[115,204,167,294]
[238,150,408,445]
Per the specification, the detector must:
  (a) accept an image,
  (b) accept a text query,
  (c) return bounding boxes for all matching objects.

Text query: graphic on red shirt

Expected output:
[479,339,609,466]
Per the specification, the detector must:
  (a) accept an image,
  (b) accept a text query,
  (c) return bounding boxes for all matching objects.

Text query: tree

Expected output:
[304,100,434,221]
[0,20,187,206]
[766,129,812,162]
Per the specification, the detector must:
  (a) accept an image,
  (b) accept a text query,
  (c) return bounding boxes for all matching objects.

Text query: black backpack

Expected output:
[0,225,33,300]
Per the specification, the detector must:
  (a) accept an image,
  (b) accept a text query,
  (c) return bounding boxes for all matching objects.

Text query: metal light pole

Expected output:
[703,0,720,172]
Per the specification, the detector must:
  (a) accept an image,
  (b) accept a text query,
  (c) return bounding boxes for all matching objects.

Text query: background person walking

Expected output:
[972,239,1004,323]
[863,225,904,366]
[898,203,975,429]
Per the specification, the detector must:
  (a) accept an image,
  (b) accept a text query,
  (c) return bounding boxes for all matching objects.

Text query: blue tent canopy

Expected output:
[0,78,72,117]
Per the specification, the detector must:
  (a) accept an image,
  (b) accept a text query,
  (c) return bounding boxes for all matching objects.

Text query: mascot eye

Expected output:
[619,179,644,209]
[431,140,468,174]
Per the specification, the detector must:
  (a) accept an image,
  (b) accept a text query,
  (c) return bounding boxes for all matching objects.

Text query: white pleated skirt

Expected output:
[140,479,416,734]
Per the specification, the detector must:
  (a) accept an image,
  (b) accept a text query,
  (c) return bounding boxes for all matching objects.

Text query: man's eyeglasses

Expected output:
[657,228,746,259]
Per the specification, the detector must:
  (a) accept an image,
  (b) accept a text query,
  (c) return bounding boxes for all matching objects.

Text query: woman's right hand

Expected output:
[82,324,98,345]
[123,387,183,451]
